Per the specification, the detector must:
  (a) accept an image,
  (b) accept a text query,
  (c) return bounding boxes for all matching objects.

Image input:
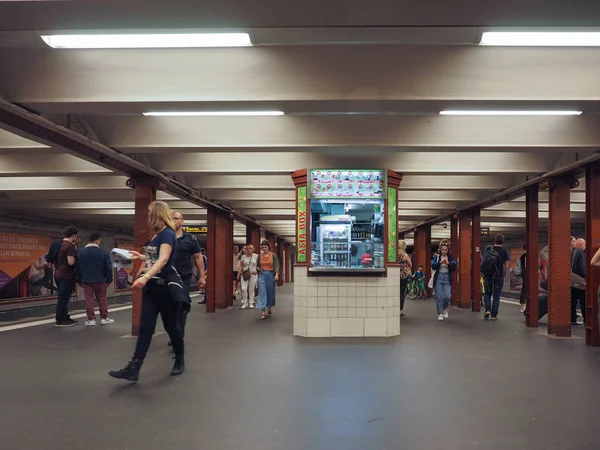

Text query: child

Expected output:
[414,265,426,299]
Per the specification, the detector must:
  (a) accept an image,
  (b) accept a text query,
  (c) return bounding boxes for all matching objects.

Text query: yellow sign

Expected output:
[183,226,207,234]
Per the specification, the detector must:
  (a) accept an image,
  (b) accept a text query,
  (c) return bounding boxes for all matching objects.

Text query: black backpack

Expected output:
[480,246,502,276]
[45,239,63,264]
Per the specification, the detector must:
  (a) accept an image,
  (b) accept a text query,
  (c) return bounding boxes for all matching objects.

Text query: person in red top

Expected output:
[53,226,79,327]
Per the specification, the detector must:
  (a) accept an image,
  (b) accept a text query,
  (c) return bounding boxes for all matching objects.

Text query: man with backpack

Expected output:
[480,234,510,320]
[46,226,80,327]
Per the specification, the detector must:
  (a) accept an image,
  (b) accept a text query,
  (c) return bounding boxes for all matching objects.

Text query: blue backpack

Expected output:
[45,239,63,264]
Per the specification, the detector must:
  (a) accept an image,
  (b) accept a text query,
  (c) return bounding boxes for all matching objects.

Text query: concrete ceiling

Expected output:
[0,0,598,245]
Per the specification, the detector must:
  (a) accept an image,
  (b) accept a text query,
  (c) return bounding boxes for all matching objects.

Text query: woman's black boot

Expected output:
[171,354,185,376]
[109,358,143,382]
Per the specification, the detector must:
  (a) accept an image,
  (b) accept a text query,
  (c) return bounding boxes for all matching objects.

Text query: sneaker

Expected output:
[241,303,248,309]
[55,319,77,328]
[250,303,255,309]
[484,312,491,320]
[198,298,206,305]
[443,310,449,319]
[170,355,185,376]
[438,314,444,321]
[85,319,96,326]
[519,304,526,313]
[100,318,115,325]
[491,316,498,321]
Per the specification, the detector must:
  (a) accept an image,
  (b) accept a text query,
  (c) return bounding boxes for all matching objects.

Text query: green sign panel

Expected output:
[387,187,397,263]
[297,186,307,263]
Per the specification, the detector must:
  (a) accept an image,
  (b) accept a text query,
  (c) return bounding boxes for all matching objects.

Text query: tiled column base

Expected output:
[293,266,401,337]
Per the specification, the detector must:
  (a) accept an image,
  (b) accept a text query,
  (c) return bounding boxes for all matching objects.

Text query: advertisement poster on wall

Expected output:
[114,241,135,292]
[0,232,55,302]
[508,243,548,294]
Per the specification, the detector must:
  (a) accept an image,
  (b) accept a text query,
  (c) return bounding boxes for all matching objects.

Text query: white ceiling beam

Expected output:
[228,201,296,209]
[400,175,510,190]
[482,210,586,220]
[0,176,130,190]
[190,175,294,190]
[152,151,556,175]
[86,115,600,150]
[398,191,482,202]
[0,200,204,211]
[0,154,114,176]
[4,46,600,105]
[204,189,294,201]
[0,128,52,154]
[488,202,585,212]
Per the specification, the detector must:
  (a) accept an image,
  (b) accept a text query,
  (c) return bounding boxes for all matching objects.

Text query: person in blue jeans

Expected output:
[482,234,510,320]
[431,243,457,321]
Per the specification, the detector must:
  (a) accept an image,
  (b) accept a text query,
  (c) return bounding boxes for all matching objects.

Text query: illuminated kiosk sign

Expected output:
[387,187,397,263]
[309,169,385,199]
[297,186,307,263]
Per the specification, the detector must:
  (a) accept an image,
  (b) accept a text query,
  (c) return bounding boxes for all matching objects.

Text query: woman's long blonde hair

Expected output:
[148,201,175,233]
[398,239,407,254]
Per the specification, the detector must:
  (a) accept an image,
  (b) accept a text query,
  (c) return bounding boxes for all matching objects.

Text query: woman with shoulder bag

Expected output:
[239,244,259,309]
[398,240,412,316]
[109,201,188,382]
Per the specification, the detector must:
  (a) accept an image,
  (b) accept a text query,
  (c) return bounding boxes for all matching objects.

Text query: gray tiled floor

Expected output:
[1,284,599,450]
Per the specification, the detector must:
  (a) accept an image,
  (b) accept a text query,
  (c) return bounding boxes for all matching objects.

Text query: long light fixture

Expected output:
[41,32,252,49]
[143,111,284,117]
[480,31,600,46]
[439,110,582,116]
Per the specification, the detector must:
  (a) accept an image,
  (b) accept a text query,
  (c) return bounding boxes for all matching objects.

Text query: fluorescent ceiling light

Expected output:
[480,31,600,46]
[143,111,284,116]
[41,32,252,49]
[439,110,582,116]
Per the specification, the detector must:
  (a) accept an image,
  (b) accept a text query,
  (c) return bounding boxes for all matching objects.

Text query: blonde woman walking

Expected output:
[398,240,412,316]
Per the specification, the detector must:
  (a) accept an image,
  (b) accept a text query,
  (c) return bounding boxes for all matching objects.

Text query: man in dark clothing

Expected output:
[53,226,79,327]
[76,233,114,326]
[482,233,510,321]
[571,239,586,325]
[518,244,527,313]
[172,211,206,336]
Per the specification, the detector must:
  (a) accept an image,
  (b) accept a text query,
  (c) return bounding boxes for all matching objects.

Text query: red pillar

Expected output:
[414,227,427,274]
[128,177,158,336]
[525,186,540,328]
[458,213,472,309]
[246,223,261,252]
[284,243,291,283]
[547,178,572,337]
[450,216,459,306]
[276,237,285,286]
[585,164,600,346]
[266,231,276,253]
[471,208,481,312]
[206,207,233,311]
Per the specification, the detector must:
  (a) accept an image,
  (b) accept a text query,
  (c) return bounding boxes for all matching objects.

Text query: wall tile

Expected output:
[339,286,348,298]
[317,297,328,308]
[347,307,357,317]
[366,288,377,298]
[307,318,331,337]
[377,297,386,309]
[364,318,387,337]
[327,286,339,297]
[367,308,378,318]
[387,317,400,336]
[318,287,328,297]
[329,297,339,308]
[356,296,367,307]
[376,306,387,318]
[356,307,367,318]
[327,277,339,286]
[293,317,307,336]
[328,307,338,318]
[338,308,347,318]
[356,286,367,298]
[307,296,318,308]
[318,308,329,318]
[377,286,387,298]
[307,307,318,318]
[308,286,318,298]
[347,297,356,308]
[356,277,367,287]
[331,318,364,337]
[338,297,347,308]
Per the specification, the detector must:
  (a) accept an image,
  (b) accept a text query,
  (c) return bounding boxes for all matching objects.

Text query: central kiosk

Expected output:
[292,169,403,337]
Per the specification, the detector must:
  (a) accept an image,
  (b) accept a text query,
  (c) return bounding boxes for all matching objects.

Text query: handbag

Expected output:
[571,249,586,290]
[428,270,436,289]
[242,269,251,281]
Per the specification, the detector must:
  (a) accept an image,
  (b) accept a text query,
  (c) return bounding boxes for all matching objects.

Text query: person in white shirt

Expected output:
[238,244,259,309]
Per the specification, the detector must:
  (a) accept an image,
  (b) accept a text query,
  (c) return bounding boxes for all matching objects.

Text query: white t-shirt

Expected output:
[233,254,238,271]
[240,253,259,275]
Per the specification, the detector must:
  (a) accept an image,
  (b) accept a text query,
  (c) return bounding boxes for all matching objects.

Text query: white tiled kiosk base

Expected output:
[293,266,401,337]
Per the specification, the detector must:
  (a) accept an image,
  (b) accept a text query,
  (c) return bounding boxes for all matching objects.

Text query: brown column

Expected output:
[458,213,472,309]
[585,164,600,346]
[471,208,481,312]
[413,227,427,274]
[525,186,540,328]
[206,207,233,311]
[265,231,276,253]
[547,178,572,337]
[424,226,432,296]
[127,177,158,336]
[284,243,291,283]
[450,216,459,306]
[276,237,285,286]
[246,223,261,252]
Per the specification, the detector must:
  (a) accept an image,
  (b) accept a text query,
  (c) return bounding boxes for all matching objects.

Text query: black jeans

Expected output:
[400,277,409,310]
[484,275,504,317]
[519,276,527,305]
[55,277,75,321]
[571,287,586,323]
[133,281,184,360]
